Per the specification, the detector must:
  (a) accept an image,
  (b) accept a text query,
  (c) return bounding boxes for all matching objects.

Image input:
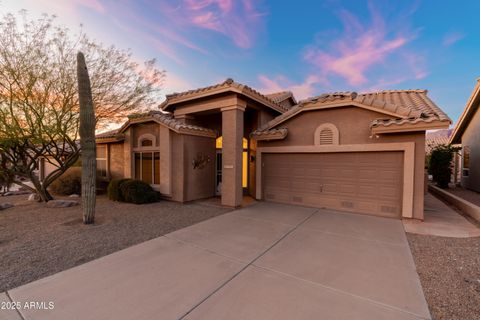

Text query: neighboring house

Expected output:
[426,129,460,184]
[450,79,480,192]
[96,79,451,220]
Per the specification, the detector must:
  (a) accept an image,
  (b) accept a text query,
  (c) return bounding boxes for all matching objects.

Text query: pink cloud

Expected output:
[75,0,105,13]
[258,74,328,100]
[442,31,465,46]
[160,0,265,49]
[304,5,417,86]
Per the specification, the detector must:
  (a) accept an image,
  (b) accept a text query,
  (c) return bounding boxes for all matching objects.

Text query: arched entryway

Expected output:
[215,136,248,195]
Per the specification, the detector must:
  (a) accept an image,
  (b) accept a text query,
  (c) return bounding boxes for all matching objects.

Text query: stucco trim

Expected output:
[220,105,247,112]
[371,119,450,134]
[255,142,415,218]
[137,133,157,148]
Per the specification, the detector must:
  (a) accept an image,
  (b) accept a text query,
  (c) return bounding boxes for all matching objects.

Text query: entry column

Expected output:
[221,105,245,207]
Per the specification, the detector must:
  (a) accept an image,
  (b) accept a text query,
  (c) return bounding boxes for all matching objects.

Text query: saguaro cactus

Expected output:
[77,52,96,224]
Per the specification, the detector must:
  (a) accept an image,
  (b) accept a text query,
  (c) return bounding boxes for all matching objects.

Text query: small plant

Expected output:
[107,178,132,201]
[119,179,159,204]
[50,167,82,195]
[428,144,460,189]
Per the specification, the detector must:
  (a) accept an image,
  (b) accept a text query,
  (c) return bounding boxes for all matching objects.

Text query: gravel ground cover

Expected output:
[408,233,480,320]
[446,187,480,207]
[0,195,231,292]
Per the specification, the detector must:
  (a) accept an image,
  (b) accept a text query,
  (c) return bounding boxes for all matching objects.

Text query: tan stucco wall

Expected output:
[132,122,160,148]
[170,133,185,202]
[108,142,124,179]
[258,106,426,220]
[461,107,480,192]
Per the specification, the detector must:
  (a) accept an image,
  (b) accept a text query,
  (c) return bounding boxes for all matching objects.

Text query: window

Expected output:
[96,145,107,177]
[463,146,470,176]
[314,123,339,145]
[141,139,153,147]
[138,133,156,148]
[134,152,160,184]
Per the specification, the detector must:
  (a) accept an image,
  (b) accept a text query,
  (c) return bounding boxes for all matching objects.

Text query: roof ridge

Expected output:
[361,89,427,94]
[161,78,287,113]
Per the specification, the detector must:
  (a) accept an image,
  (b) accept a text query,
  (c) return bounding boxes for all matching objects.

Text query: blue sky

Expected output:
[1,0,479,123]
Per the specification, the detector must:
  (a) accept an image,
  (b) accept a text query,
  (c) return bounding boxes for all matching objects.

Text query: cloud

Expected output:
[159,0,266,49]
[303,4,419,86]
[164,72,194,94]
[442,31,465,46]
[258,74,328,100]
[74,0,105,13]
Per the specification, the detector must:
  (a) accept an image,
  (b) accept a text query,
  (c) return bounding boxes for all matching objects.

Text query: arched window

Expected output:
[138,133,156,148]
[314,123,339,145]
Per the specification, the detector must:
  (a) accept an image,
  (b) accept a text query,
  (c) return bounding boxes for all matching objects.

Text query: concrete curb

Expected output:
[428,184,480,223]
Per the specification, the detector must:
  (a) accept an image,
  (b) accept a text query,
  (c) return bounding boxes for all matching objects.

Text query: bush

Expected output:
[107,178,132,201]
[428,144,459,189]
[119,179,159,204]
[50,167,82,195]
[50,168,111,196]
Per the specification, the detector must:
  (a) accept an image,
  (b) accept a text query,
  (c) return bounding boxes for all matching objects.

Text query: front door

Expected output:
[215,150,222,195]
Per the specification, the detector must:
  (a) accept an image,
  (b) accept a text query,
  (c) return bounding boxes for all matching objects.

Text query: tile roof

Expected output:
[125,111,217,137]
[426,129,452,153]
[265,91,296,104]
[160,78,288,113]
[251,89,451,138]
[95,129,120,139]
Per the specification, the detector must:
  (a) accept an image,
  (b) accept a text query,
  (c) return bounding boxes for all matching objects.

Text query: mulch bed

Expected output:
[408,233,480,320]
[0,195,231,292]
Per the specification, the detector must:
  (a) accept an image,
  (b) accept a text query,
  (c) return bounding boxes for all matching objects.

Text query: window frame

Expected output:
[96,144,108,178]
[463,146,470,176]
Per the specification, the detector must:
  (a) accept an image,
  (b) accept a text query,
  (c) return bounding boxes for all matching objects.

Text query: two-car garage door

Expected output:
[262,152,404,218]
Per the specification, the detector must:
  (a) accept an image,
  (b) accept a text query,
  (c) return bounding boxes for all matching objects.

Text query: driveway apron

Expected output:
[7,202,430,320]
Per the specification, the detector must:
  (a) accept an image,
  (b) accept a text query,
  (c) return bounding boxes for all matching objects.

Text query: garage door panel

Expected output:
[263,152,403,218]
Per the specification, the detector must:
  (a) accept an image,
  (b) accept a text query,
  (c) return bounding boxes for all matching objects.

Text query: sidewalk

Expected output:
[403,193,480,237]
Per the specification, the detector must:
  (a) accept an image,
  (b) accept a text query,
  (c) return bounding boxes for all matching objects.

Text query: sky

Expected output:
[1,0,479,124]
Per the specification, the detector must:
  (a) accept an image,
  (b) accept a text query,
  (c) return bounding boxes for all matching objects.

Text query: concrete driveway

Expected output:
[5,202,430,320]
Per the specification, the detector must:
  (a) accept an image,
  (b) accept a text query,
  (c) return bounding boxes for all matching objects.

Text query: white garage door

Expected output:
[262,152,404,218]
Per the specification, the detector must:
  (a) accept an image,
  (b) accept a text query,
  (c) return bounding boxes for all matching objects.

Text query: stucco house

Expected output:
[96,79,450,220]
[450,78,480,192]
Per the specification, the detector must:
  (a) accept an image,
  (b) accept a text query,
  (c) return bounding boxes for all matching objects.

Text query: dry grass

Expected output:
[0,194,231,292]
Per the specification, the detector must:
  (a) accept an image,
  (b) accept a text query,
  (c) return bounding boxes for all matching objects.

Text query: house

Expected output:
[96,79,451,220]
[426,129,460,184]
[450,78,480,192]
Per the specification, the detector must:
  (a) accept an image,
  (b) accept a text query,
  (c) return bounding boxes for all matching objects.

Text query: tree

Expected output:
[77,52,96,224]
[0,11,165,201]
[428,144,459,189]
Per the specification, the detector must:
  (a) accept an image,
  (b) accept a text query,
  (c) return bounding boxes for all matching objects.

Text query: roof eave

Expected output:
[371,120,450,134]
[250,129,288,141]
[449,80,480,144]
[161,86,286,114]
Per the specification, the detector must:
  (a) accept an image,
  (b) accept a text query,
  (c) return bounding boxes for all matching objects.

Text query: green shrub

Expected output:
[119,179,158,204]
[428,144,460,189]
[50,167,82,195]
[107,178,132,201]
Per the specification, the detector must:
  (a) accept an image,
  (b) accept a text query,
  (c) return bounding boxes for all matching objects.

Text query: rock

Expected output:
[46,200,79,208]
[28,194,40,201]
[4,190,30,196]
[68,194,80,198]
[0,203,14,210]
